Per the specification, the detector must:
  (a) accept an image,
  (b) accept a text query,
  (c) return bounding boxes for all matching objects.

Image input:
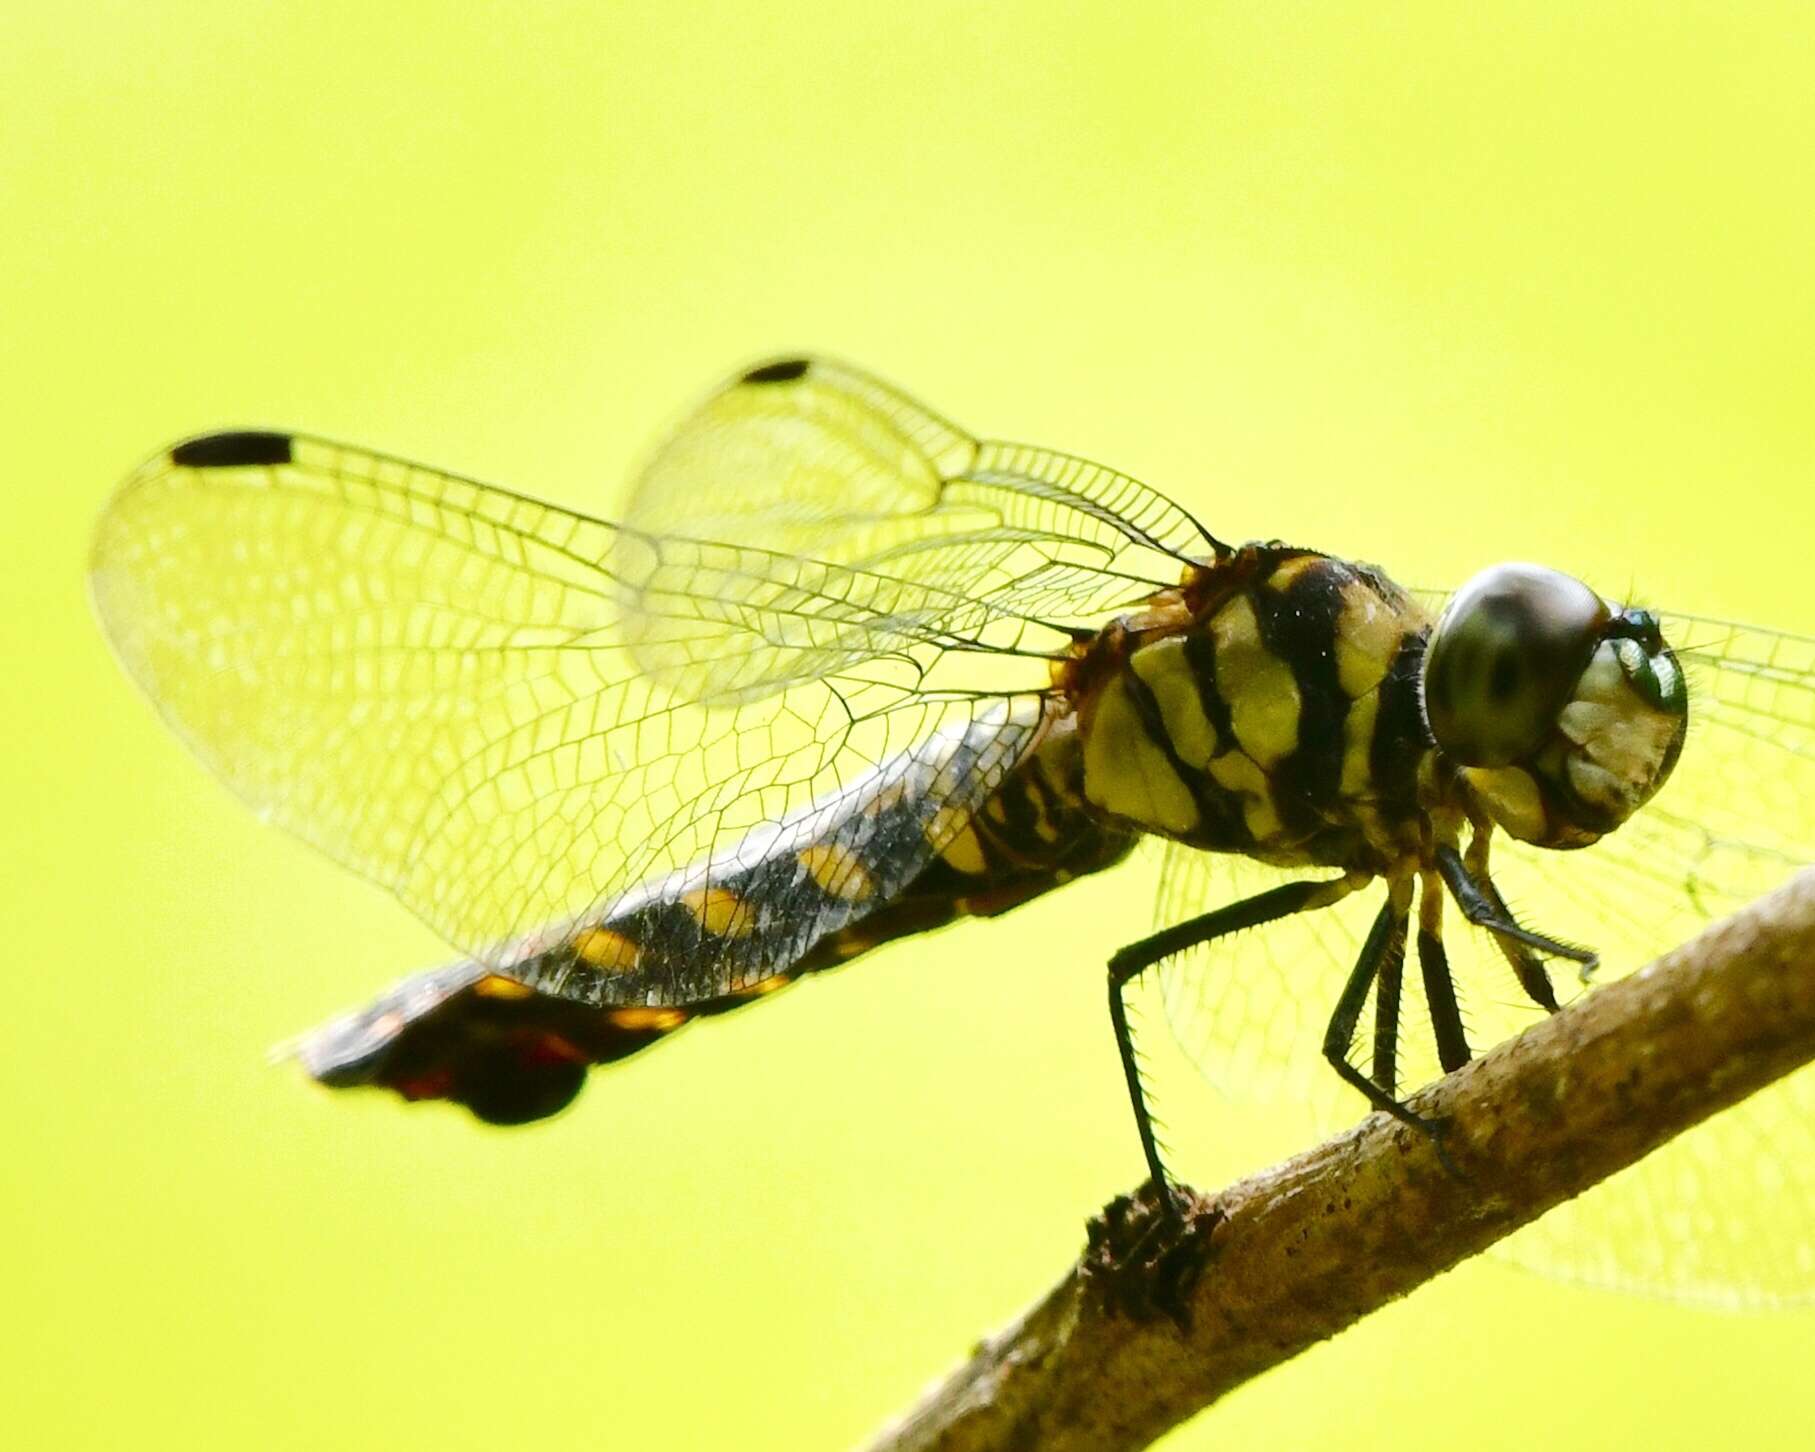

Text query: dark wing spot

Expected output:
[169,431,294,469]
[740,358,811,384]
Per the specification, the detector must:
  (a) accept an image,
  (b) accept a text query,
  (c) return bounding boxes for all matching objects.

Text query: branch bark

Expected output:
[862,868,1815,1452]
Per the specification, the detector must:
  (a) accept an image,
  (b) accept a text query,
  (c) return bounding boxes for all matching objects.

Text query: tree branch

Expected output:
[862,868,1815,1452]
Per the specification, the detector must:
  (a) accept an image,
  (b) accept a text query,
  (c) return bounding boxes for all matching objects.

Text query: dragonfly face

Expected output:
[1424,562,1688,849]
[90,355,1813,1304]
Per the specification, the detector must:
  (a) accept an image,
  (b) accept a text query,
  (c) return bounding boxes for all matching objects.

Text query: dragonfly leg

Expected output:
[1437,842,1596,994]
[1463,832,1565,1008]
[1323,878,1461,1179]
[1107,873,1368,1213]
[1371,901,1405,1096]
[1320,876,1438,1130]
[1416,872,1472,1073]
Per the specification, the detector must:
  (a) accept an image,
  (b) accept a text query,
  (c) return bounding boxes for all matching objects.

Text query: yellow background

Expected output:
[4,3,1811,1448]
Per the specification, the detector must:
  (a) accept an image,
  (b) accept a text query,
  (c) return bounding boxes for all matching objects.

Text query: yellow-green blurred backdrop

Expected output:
[4,3,1810,1448]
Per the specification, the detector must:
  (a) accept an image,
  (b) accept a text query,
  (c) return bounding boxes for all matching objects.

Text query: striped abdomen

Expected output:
[295,716,1134,1122]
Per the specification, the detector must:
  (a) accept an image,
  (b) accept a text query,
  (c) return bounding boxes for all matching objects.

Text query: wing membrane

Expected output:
[91,434,1058,968]
[622,358,1227,660]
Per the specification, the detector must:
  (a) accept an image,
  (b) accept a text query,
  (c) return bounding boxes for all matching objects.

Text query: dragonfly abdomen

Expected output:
[797,725,1138,966]
[293,709,1133,1122]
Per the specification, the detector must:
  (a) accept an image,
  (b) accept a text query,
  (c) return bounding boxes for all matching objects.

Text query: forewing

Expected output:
[1156,615,1815,1304]
[91,433,1056,975]
[622,357,1226,655]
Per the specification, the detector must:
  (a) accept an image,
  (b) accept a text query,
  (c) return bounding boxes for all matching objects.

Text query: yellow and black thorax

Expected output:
[1063,544,1436,874]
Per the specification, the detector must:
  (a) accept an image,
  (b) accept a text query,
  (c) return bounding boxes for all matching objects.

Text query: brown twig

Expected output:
[862,869,1815,1452]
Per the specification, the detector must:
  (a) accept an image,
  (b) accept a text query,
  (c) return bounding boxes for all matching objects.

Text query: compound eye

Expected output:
[1611,627,1687,714]
[1423,563,1609,766]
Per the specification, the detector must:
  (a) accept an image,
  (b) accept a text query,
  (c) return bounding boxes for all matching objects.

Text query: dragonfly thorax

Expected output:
[1069,545,1436,874]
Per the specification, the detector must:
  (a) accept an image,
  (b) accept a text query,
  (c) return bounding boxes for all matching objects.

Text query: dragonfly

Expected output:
[90,356,1814,1306]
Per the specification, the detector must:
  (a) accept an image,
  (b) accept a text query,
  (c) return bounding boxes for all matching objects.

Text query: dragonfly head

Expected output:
[1422,563,1687,848]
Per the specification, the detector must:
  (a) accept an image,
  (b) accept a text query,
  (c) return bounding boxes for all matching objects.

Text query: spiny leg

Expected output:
[1415,871,1471,1074]
[1370,900,1405,1097]
[1373,875,1470,1094]
[1091,872,1369,1322]
[1321,875,1431,1127]
[1463,830,1564,1009]
[1435,842,1597,997]
[1107,873,1368,1212]
[1323,876,1459,1177]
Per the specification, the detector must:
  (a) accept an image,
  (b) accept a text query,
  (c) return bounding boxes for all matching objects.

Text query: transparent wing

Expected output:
[621,356,1226,643]
[1157,614,1815,1305]
[90,433,1062,976]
